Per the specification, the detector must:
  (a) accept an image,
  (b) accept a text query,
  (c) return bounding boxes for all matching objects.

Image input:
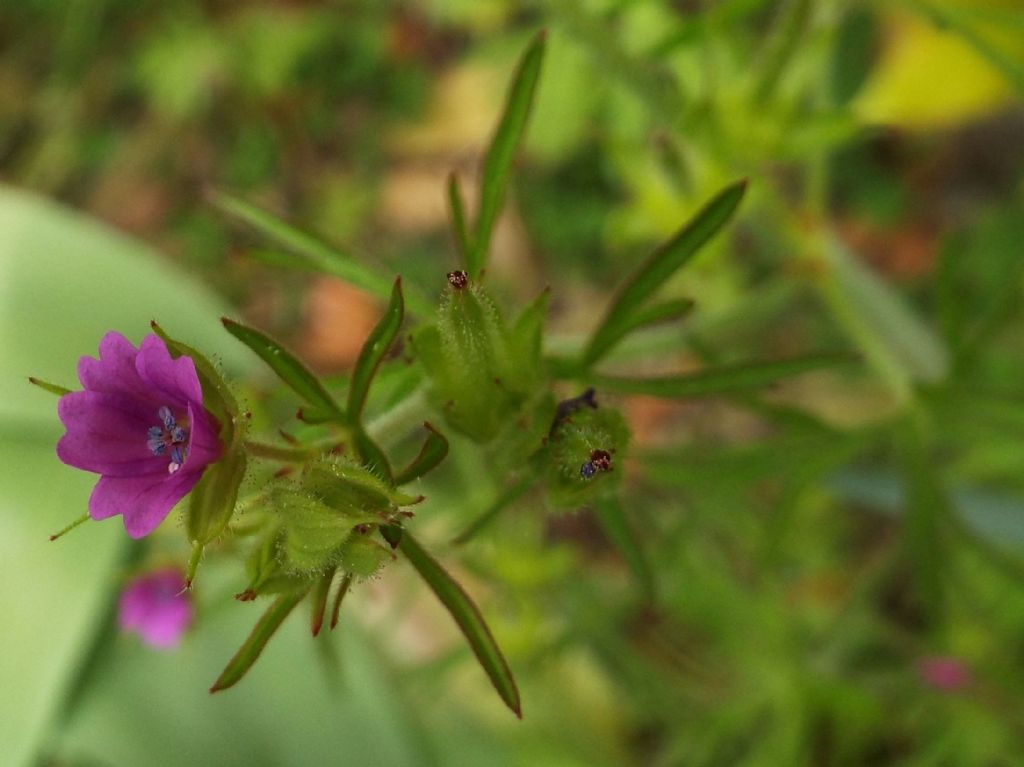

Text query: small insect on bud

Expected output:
[589,449,612,473]
[580,450,613,480]
[447,270,469,290]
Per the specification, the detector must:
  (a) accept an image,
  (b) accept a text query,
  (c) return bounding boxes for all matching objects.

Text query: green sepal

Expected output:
[28,377,72,396]
[394,422,449,486]
[337,532,395,578]
[275,458,418,574]
[187,448,248,547]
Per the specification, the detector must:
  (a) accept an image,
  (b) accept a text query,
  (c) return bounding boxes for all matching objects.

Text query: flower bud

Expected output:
[413,278,547,442]
[544,405,630,509]
[273,458,416,576]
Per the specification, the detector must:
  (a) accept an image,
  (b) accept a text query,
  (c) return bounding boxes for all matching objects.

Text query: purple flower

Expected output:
[118,568,193,648]
[57,332,222,538]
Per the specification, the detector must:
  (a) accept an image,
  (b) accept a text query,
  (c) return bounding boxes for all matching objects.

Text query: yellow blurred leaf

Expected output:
[855,8,1024,130]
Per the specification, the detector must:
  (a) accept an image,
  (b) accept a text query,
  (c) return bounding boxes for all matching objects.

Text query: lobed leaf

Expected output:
[468,31,546,278]
[399,532,521,717]
[210,589,309,693]
[582,180,747,369]
[587,352,854,398]
[222,318,343,419]
[394,422,449,486]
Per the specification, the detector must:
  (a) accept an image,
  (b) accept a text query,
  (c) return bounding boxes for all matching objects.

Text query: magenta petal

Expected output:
[135,335,204,408]
[57,392,167,476]
[77,332,153,401]
[118,568,193,649]
[89,471,199,538]
[185,402,222,468]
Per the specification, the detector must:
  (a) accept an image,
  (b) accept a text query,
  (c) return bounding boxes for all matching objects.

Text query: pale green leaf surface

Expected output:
[0,186,249,767]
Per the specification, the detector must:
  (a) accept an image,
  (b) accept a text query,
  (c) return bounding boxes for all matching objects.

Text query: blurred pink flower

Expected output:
[118,568,193,649]
[917,655,973,693]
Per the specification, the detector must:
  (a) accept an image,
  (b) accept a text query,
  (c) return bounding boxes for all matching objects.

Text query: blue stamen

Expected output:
[580,461,597,480]
[148,406,189,472]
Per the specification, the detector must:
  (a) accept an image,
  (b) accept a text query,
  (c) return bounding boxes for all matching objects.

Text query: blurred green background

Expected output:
[2,1,1024,765]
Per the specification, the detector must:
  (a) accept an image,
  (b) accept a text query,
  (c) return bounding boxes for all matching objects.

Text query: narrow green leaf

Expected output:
[399,532,521,717]
[588,352,854,398]
[593,497,654,598]
[582,180,747,368]
[310,568,335,637]
[582,298,695,366]
[210,589,309,693]
[348,278,404,422]
[394,422,449,486]
[211,191,394,301]
[187,449,248,546]
[28,376,72,396]
[329,572,353,630]
[469,30,546,278]
[447,173,471,262]
[222,318,343,419]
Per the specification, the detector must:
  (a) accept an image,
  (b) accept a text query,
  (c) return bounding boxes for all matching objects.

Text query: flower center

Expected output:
[147,406,190,474]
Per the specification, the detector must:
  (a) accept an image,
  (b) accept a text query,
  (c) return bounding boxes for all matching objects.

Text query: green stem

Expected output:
[243,440,315,463]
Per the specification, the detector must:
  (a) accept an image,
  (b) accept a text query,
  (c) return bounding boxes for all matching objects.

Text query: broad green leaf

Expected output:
[587,352,854,398]
[593,497,654,598]
[399,532,521,717]
[581,298,694,368]
[468,30,546,278]
[27,377,71,396]
[187,449,248,547]
[447,173,471,261]
[582,180,747,369]
[0,186,246,767]
[211,191,394,300]
[210,589,310,693]
[394,422,449,486]
[348,278,404,422]
[222,318,343,419]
